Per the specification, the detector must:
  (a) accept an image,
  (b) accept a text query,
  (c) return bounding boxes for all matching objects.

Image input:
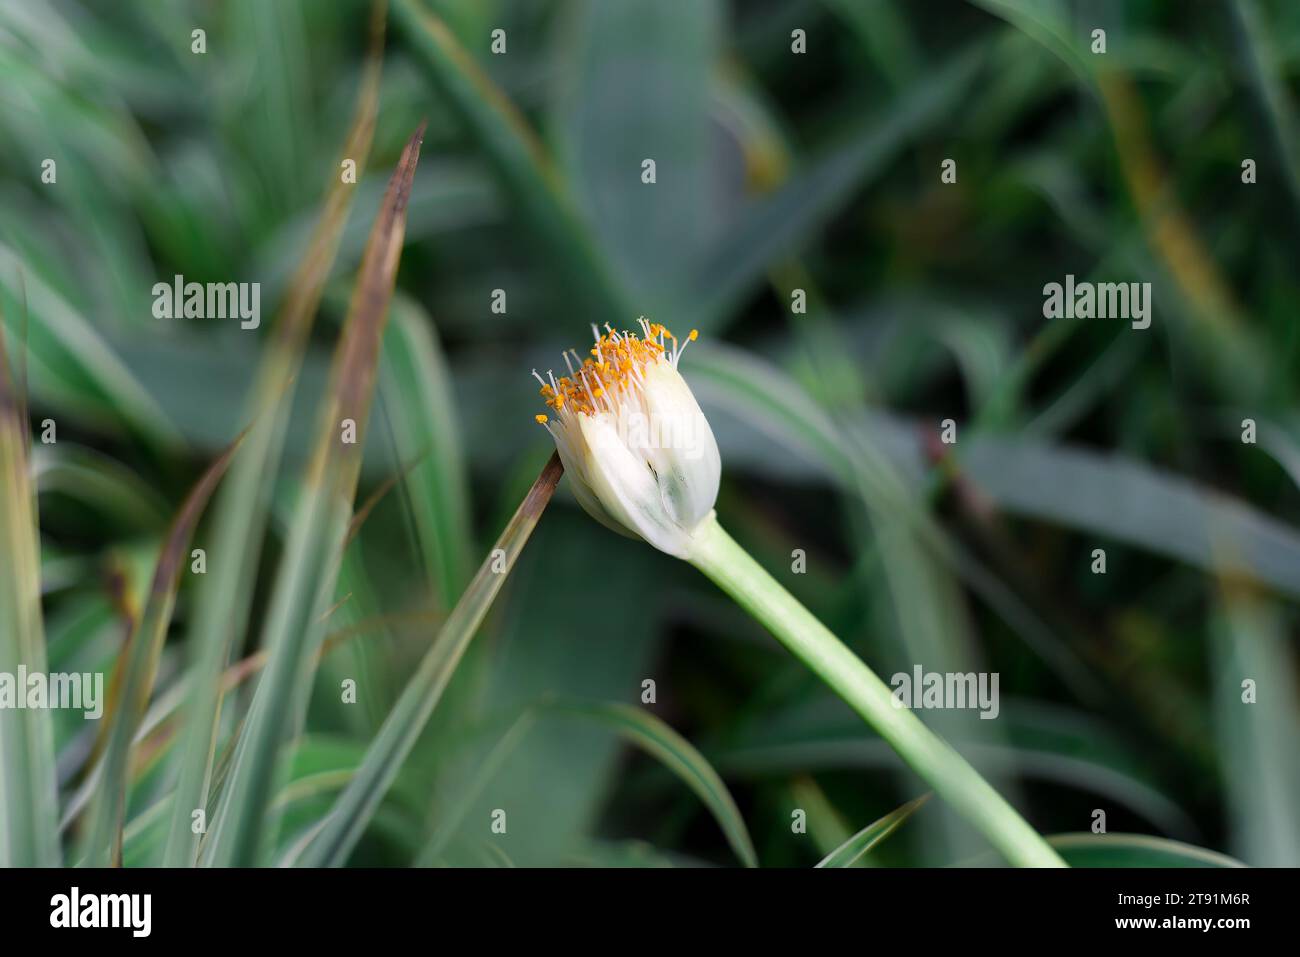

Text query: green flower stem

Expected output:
[687,513,1067,868]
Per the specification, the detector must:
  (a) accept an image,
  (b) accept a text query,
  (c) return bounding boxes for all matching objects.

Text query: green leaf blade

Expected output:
[816,794,930,868]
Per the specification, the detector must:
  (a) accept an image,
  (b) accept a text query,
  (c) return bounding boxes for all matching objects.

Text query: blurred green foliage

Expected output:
[1,0,1298,866]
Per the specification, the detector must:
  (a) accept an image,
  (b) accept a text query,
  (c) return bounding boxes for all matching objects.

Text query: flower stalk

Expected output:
[686,513,1066,868]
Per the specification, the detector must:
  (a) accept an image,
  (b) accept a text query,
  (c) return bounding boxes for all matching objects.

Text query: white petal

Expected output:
[577,411,693,558]
[640,362,721,529]
[549,420,637,539]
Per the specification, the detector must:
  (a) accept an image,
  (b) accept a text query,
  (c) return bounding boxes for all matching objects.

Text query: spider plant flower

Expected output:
[532,319,720,559]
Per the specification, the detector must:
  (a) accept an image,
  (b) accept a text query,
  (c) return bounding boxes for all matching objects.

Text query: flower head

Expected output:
[533,319,720,558]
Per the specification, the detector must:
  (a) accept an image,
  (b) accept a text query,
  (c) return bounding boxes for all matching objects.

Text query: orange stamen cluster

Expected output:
[534,319,698,420]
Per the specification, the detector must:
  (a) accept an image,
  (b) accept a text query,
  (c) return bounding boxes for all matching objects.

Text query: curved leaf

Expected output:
[1049,833,1245,868]
[816,794,930,868]
[552,700,758,869]
[377,295,474,608]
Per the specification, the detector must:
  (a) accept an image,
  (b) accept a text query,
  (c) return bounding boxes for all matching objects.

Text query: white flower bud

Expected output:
[533,320,720,558]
